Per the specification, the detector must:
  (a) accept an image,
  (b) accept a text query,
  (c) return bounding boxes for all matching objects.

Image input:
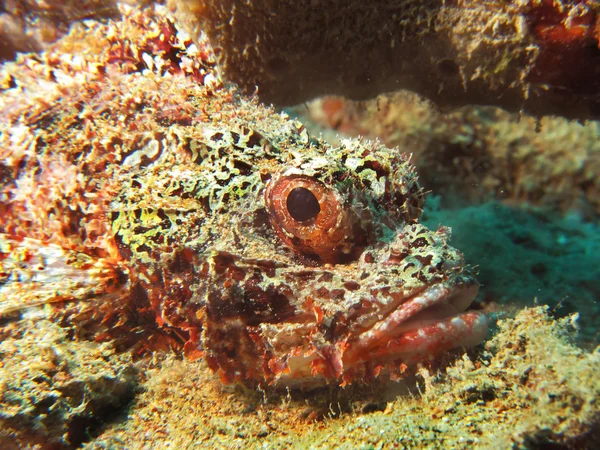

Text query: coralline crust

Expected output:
[171,0,600,118]
[299,92,600,217]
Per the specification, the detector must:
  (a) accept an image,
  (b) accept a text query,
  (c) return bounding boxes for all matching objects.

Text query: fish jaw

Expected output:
[201,249,487,387]
[347,280,482,357]
[340,281,487,371]
[266,279,487,387]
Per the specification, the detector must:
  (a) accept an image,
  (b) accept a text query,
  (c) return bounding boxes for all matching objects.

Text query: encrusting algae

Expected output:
[0,4,599,449]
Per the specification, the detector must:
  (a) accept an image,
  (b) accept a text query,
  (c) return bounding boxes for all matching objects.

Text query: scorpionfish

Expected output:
[0,6,487,387]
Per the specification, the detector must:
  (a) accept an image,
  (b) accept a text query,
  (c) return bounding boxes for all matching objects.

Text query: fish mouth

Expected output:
[206,251,488,386]
[273,278,488,387]
[342,279,488,369]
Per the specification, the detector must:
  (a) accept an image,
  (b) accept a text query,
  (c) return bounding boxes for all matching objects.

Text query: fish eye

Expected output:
[286,187,320,222]
[264,174,355,263]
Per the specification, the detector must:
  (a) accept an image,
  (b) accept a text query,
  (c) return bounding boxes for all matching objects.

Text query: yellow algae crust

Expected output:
[82,307,600,449]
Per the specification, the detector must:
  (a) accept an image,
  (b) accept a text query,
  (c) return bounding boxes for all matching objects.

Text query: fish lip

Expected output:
[347,278,483,358]
[270,279,486,387]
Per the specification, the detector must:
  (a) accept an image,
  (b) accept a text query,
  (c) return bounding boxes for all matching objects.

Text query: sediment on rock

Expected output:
[0,318,138,449]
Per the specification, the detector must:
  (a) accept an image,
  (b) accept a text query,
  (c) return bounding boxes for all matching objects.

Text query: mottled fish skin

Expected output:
[0,6,487,387]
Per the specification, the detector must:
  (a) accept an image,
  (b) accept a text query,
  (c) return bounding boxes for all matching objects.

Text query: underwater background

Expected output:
[1,1,599,449]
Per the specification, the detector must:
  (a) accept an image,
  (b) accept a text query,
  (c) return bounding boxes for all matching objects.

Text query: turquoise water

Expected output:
[423,196,600,345]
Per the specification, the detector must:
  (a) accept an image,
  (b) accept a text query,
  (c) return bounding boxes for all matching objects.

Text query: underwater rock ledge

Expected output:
[295,92,600,218]
[172,0,600,119]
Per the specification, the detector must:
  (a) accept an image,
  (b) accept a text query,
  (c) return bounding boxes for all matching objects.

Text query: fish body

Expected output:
[0,6,487,387]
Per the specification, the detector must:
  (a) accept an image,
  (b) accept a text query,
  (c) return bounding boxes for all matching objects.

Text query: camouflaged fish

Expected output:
[0,6,487,387]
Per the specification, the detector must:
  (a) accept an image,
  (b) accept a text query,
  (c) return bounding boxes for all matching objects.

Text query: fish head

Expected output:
[168,128,488,387]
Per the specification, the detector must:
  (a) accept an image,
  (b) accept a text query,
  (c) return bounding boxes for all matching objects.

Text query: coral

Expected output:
[171,0,600,117]
[294,92,600,217]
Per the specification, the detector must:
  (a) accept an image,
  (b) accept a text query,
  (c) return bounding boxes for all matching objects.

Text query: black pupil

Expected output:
[286,187,321,222]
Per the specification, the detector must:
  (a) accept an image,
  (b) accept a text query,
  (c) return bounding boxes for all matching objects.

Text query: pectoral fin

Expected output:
[0,234,129,319]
